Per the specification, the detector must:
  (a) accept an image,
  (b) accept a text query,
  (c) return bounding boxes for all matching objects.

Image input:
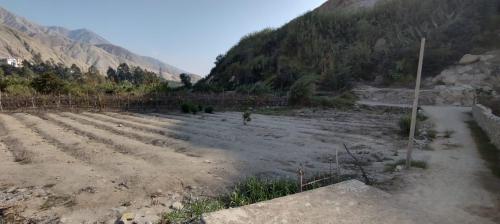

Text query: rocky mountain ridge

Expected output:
[0,7,200,82]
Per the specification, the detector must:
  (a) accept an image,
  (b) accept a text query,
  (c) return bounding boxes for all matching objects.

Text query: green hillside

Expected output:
[197,0,500,92]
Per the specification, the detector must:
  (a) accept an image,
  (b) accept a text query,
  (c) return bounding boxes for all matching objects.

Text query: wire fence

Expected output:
[0,93,289,112]
[297,144,372,192]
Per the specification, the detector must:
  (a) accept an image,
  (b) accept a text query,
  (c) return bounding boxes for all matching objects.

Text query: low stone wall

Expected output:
[473,104,500,148]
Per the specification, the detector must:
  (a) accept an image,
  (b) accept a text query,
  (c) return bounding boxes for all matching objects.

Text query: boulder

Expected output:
[459,54,480,65]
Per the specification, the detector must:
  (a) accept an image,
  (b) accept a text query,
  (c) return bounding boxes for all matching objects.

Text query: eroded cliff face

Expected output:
[429,51,500,96]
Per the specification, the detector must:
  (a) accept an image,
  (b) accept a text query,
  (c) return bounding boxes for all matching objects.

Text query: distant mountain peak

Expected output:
[0,6,200,81]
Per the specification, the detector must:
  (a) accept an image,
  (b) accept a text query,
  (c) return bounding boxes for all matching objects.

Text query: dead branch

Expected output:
[343,143,371,185]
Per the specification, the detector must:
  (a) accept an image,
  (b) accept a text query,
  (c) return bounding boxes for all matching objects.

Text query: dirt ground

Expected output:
[387,106,500,224]
[0,109,412,223]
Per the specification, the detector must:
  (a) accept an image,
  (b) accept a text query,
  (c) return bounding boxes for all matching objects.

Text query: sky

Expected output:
[0,0,327,76]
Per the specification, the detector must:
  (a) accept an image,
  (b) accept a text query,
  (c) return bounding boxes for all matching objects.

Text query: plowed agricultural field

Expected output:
[0,110,407,223]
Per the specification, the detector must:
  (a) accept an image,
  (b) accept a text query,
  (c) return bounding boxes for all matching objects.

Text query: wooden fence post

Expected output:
[298,164,304,192]
[0,89,3,112]
[336,148,340,180]
[31,96,36,110]
[406,38,426,169]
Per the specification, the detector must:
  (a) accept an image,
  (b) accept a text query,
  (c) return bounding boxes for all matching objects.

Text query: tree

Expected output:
[70,64,82,76]
[117,63,131,82]
[180,73,192,88]
[107,67,118,83]
[31,72,66,94]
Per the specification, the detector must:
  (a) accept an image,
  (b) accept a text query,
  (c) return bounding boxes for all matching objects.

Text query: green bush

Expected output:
[5,84,35,96]
[399,115,413,136]
[163,199,224,224]
[311,92,357,109]
[288,76,317,106]
[31,72,66,94]
[190,105,199,114]
[181,103,192,113]
[243,110,252,125]
[222,177,297,207]
[204,106,214,114]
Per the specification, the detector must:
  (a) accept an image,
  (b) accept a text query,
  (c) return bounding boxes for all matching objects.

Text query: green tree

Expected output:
[180,73,192,88]
[107,67,118,83]
[31,72,66,94]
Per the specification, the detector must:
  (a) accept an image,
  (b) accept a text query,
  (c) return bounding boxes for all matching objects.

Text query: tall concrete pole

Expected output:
[406,38,426,169]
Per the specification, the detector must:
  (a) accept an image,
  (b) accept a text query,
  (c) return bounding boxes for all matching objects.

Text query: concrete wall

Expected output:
[202,180,435,224]
[473,104,500,148]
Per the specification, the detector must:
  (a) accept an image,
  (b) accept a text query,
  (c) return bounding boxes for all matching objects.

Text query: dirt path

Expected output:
[392,106,500,223]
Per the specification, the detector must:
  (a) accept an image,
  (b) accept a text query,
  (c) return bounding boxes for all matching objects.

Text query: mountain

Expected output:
[0,7,200,82]
[200,0,499,91]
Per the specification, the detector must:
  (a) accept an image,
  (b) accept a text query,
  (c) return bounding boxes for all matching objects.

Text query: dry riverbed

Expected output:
[0,109,424,223]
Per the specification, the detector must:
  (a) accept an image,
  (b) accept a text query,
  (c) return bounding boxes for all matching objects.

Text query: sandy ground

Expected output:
[389,106,500,224]
[0,110,408,223]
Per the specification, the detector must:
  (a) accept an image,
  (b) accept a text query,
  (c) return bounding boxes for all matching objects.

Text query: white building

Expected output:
[0,57,23,68]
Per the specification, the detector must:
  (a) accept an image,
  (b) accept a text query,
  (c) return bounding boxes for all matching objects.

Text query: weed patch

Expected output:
[161,177,308,223]
[384,159,428,172]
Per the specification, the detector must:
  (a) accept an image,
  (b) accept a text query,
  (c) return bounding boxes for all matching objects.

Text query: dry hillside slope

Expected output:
[0,7,200,82]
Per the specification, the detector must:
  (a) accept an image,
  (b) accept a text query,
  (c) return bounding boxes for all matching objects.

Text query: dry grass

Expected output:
[3,137,33,164]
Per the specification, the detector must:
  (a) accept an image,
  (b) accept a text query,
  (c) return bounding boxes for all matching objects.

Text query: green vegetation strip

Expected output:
[467,121,500,178]
[161,174,359,224]
[162,177,297,224]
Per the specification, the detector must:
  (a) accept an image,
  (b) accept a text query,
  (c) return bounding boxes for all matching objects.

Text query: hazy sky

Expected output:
[0,0,326,76]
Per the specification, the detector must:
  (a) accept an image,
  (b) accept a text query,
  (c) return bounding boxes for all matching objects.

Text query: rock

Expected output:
[6,187,17,193]
[395,165,404,172]
[118,124,123,127]
[111,206,128,215]
[459,54,480,65]
[171,201,184,210]
[119,212,136,224]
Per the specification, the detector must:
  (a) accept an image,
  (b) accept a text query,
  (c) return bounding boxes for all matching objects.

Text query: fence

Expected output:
[0,93,289,112]
[297,144,371,192]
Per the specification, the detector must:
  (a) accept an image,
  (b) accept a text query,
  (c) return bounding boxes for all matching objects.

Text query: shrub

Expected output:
[384,159,428,172]
[162,199,224,224]
[5,84,35,96]
[181,103,192,113]
[31,72,66,94]
[243,110,252,125]
[311,92,357,109]
[288,75,317,106]
[222,177,297,207]
[190,105,199,114]
[204,106,214,114]
[399,115,413,136]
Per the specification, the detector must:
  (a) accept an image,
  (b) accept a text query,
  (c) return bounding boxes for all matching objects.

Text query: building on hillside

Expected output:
[0,57,23,68]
